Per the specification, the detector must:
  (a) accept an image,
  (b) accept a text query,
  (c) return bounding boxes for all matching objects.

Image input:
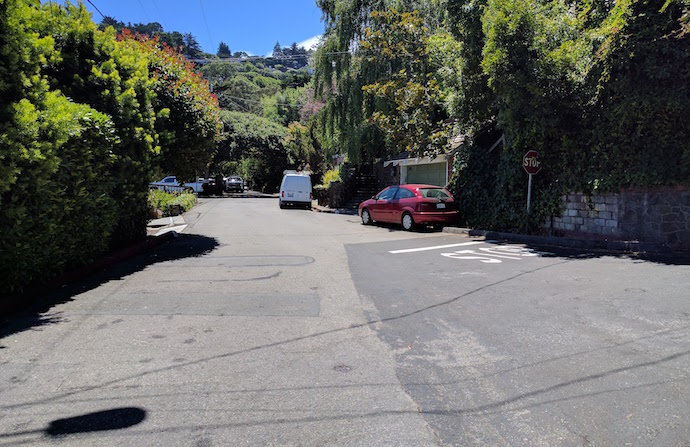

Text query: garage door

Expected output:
[406,162,446,186]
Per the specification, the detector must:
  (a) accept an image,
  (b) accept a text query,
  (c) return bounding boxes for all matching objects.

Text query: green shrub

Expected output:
[0,1,219,295]
[0,93,117,295]
[321,168,341,187]
[148,189,197,217]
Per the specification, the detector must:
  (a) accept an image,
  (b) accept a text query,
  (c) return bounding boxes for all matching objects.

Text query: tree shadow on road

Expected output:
[0,234,219,341]
[518,241,690,266]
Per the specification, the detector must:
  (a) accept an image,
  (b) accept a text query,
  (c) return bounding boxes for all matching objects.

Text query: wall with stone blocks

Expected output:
[547,187,690,251]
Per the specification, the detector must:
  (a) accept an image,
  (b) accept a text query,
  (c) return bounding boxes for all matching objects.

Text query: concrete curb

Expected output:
[311,203,359,215]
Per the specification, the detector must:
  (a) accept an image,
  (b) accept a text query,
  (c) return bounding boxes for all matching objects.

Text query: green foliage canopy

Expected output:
[360,9,450,157]
[217,110,288,192]
[316,0,690,233]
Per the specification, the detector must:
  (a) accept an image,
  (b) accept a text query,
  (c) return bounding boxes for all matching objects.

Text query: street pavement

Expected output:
[0,197,688,446]
[346,236,690,446]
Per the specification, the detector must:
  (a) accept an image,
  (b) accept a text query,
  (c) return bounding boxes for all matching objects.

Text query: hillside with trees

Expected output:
[94,15,324,193]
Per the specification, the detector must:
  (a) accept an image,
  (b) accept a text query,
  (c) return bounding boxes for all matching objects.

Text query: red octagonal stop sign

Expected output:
[523,150,542,175]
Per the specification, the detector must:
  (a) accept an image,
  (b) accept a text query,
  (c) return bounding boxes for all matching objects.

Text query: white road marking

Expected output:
[440,246,545,264]
[455,249,522,260]
[389,241,483,254]
[480,246,538,257]
[441,253,503,263]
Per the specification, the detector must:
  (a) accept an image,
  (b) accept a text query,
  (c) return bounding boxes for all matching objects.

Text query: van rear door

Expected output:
[294,176,311,202]
[281,174,312,203]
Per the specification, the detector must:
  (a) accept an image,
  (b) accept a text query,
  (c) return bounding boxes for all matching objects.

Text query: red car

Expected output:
[358,184,459,230]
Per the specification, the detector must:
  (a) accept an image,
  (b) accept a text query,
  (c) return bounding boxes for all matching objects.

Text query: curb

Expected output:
[0,231,177,319]
[311,204,359,215]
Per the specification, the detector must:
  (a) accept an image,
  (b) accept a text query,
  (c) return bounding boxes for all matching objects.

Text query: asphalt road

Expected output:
[347,236,690,446]
[1,198,688,446]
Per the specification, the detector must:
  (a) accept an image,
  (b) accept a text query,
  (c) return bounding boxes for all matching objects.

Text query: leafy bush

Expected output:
[0,1,221,295]
[0,93,118,295]
[148,189,196,216]
[320,168,341,187]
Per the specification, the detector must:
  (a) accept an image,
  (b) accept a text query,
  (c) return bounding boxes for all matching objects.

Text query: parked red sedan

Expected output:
[358,184,459,230]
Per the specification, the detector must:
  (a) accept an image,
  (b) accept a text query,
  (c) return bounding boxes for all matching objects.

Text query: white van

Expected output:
[279,172,312,210]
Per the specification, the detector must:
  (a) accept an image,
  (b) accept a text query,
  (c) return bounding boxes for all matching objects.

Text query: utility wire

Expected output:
[195,50,354,63]
[199,0,215,53]
[136,0,152,22]
[85,0,104,18]
[227,97,251,113]
[221,94,305,109]
[148,0,168,30]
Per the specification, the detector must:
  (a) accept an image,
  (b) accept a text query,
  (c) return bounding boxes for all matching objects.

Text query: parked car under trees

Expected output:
[359,184,458,231]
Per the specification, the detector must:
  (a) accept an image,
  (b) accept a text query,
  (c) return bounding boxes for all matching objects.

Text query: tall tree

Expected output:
[314,0,450,163]
[217,41,231,58]
[360,9,449,157]
[183,32,202,57]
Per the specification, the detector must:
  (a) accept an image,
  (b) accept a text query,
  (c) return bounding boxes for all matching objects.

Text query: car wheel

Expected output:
[361,208,372,225]
[402,212,415,231]
[279,201,285,209]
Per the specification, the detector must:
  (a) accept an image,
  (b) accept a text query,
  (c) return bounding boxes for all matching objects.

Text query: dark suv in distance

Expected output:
[225,176,244,193]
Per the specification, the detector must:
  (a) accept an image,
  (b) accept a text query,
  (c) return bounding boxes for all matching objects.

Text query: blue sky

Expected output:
[52,0,325,56]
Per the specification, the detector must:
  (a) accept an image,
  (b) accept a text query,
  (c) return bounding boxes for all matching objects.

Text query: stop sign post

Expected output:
[523,151,541,213]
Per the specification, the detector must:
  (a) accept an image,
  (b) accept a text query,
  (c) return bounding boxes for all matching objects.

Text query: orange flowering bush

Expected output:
[119,29,222,182]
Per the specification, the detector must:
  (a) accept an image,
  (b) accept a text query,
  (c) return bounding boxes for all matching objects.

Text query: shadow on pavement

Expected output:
[0,234,219,340]
[0,407,147,441]
[364,222,446,234]
[45,407,147,437]
[517,241,690,266]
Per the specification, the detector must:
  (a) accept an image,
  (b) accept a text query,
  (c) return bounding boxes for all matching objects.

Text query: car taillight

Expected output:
[281,191,284,198]
[310,192,313,199]
[418,202,436,211]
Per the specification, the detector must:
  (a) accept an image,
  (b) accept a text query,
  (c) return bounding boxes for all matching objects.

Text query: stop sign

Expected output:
[523,150,541,175]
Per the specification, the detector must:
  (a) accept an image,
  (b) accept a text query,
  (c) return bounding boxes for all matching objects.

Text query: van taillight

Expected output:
[281,191,284,198]
[310,192,313,199]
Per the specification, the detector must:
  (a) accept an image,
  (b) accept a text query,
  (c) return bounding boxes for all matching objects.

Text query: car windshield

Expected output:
[419,188,451,200]
[229,177,242,181]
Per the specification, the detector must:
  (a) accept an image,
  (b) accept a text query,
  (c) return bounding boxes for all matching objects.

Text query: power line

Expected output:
[227,97,251,113]
[200,51,353,63]
[136,0,151,22]
[199,0,214,53]
[85,0,104,18]
[221,94,305,109]
[148,0,168,30]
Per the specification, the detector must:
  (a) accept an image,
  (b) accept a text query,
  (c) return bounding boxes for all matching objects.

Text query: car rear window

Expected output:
[419,188,451,199]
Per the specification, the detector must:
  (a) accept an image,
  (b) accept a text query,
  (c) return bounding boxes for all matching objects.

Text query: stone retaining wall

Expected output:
[547,186,690,251]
